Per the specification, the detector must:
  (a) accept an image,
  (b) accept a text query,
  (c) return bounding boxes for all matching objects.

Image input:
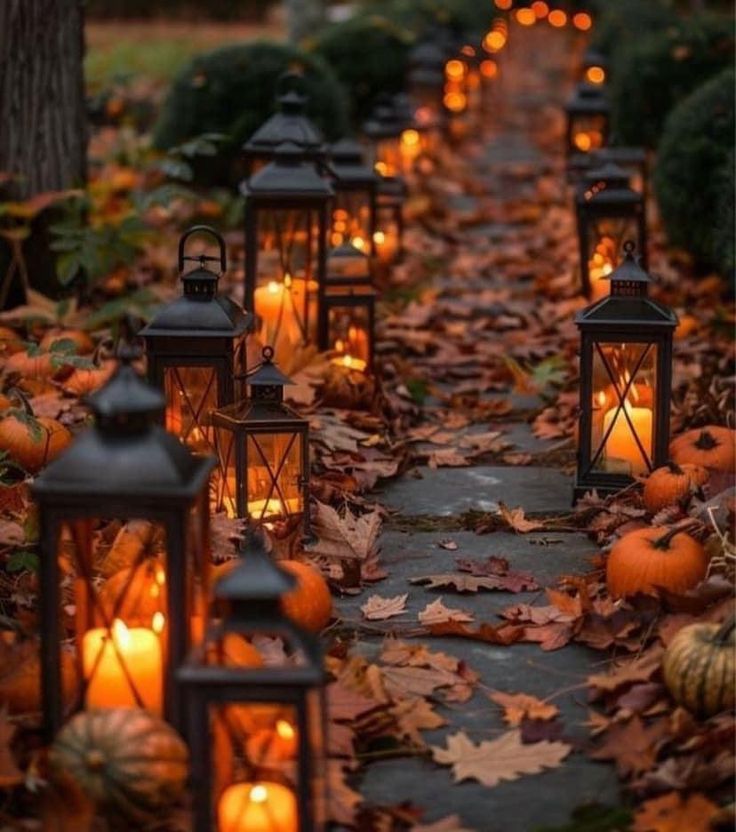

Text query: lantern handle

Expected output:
[622,239,636,256]
[178,225,226,275]
[276,69,307,100]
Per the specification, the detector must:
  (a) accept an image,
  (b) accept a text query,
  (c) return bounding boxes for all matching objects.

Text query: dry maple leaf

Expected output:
[391,696,446,744]
[412,815,475,832]
[307,502,381,562]
[587,648,663,697]
[498,502,545,533]
[590,716,668,778]
[426,448,470,468]
[327,760,362,827]
[380,640,460,674]
[428,620,525,645]
[456,556,539,592]
[361,593,409,621]
[489,691,559,726]
[431,729,570,787]
[410,573,515,593]
[631,791,718,832]
[418,598,474,626]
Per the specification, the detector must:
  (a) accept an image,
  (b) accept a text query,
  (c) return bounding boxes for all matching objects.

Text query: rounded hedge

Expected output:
[152,41,349,182]
[361,0,489,39]
[308,15,413,126]
[608,14,734,148]
[590,0,672,58]
[655,69,735,282]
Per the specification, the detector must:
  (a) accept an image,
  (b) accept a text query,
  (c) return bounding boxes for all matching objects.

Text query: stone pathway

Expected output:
[332,24,621,832]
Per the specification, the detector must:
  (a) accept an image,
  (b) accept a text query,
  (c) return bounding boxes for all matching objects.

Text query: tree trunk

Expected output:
[285,0,326,45]
[0,0,87,305]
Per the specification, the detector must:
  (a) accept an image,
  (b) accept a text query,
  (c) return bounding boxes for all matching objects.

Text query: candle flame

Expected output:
[155,566,165,585]
[283,273,292,289]
[596,390,607,407]
[334,339,344,352]
[276,719,295,740]
[373,231,386,245]
[113,619,130,648]
[352,235,366,251]
[574,132,592,152]
[374,161,389,176]
[267,280,280,295]
[250,785,268,804]
[586,66,606,85]
[401,129,420,147]
[152,611,165,634]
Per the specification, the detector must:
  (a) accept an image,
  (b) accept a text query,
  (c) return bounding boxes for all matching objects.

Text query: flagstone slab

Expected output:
[377,466,573,517]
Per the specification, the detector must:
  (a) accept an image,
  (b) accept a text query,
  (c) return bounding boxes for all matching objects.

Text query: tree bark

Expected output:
[0,0,87,304]
[285,0,326,45]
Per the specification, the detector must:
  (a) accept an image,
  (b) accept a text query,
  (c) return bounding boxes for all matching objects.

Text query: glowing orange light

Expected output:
[574,132,592,152]
[532,1,549,19]
[483,30,507,52]
[374,161,389,176]
[585,66,606,85]
[333,208,348,222]
[495,0,513,8]
[401,128,420,147]
[444,91,467,113]
[573,12,592,31]
[548,9,567,27]
[516,8,536,26]
[445,59,466,81]
[460,45,476,57]
[480,59,498,79]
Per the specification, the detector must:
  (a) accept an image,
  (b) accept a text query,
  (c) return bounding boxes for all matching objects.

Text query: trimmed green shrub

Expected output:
[590,0,672,58]
[655,69,735,281]
[608,14,734,148]
[360,0,490,39]
[152,41,349,183]
[309,15,413,126]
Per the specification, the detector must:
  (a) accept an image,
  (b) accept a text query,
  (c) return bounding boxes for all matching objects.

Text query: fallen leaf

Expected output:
[307,502,381,562]
[489,691,559,726]
[410,573,522,593]
[412,815,475,832]
[522,621,575,651]
[456,556,539,592]
[380,640,461,674]
[497,503,545,533]
[438,539,458,551]
[632,791,718,832]
[587,649,662,697]
[426,448,470,468]
[361,593,409,621]
[590,716,668,777]
[427,620,524,645]
[327,760,362,827]
[431,729,570,787]
[392,697,446,744]
[418,598,474,626]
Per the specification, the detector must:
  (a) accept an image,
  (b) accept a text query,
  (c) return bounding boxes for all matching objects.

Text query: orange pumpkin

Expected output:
[280,560,333,633]
[39,328,94,354]
[0,410,72,473]
[0,645,76,715]
[642,462,709,514]
[606,526,709,598]
[0,393,11,411]
[3,349,58,380]
[670,426,736,473]
[62,360,115,396]
[0,327,24,357]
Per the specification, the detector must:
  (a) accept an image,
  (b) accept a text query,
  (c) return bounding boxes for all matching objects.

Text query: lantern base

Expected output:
[572,475,635,505]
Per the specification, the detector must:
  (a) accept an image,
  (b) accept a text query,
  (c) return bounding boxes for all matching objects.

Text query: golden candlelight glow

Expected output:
[601,375,652,475]
[374,161,389,176]
[444,91,467,112]
[495,0,513,8]
[589,235,617,299]
[445,59,466,82]
[351,235,366,251]
[573,130,603,153]
[548,9,567,27]
[573,12,593,31]
[483,30,507,53]
[532,1,549,19]
[401,128,420,147]
[585,66,606,85]
[481,60,498,79]
[152,611,165,635]
[515,8,536,26]
[218,781,297,832]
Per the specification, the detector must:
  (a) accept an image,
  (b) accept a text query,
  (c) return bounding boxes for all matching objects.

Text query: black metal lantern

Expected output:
[178,533,327,832]
[212,347,310,537]
[362,96,408,180]
[591,144,649,203]
[320,283,376,372]
[32,350,216,739]
[407,39,446,144]
[326,138,378,261]
[576,161,647,300]
[242,142,333,365]
[242,72,326,174]
[142,226,251,457]
[580,49,607,87]
[564,83,610,165]
[574,243,677,501]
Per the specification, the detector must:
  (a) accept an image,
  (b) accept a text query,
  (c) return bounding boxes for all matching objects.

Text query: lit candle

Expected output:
[248,497,301,520]
[373,230,398,265]
[83,618,163,714]
[218,782,297,832]
[603,401,652,475]
[247,719,298,764]
[330,353,367,373]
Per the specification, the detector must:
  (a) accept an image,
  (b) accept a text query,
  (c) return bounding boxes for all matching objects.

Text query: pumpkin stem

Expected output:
[6,387,34,418]
[714,615,736,643]
[652,520,699,550]
[665,461,684,475]
[694,430,718,451]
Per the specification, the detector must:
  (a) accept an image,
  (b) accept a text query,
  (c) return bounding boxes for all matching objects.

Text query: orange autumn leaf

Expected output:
[632,791,719,832]
[489,691,559,726]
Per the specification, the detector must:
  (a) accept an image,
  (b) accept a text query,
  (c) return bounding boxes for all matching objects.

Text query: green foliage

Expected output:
[590,0,672,58]
[49,198,150,288]
[6,550,39,574]
[655,69,735,282]
[533,802,632,832]
[309,15,413,126]
[360,0,490,38]
[152,41,349,184]
[608,14,734,148]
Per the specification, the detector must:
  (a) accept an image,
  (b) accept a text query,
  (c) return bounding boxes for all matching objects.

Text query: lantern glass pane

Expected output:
[589,342,657,476]
[586,216,640,300]
[570,115,606,153]
[374,138,401,178]
[164,366,218,455]
[247,431,303,523]
[58,518,169,717]
[255,208,319,361]
[329,305,371,367]
[214,428,238,518]
[374,201,400,265]
[332,192,371,251]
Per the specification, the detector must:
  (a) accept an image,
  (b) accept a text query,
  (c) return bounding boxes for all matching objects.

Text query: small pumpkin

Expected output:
[662,617,735,718]
[39,327,94,355]
[0,406,72,473]
[48,708,188,823]
[0,644,76,715]
[670,426,736,473]
[62,360,115,397]
[3,348,57,381]
[280,559,333,633]
[642,462,709,514]
[606,525,709,598]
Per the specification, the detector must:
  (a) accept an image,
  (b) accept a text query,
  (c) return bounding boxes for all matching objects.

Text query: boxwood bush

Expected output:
[152,41,349,183]
[655,69,735,282]
[608,14,734,148]
[360,0,489,39]
[309,15,413,126]
[590,0,672,58]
